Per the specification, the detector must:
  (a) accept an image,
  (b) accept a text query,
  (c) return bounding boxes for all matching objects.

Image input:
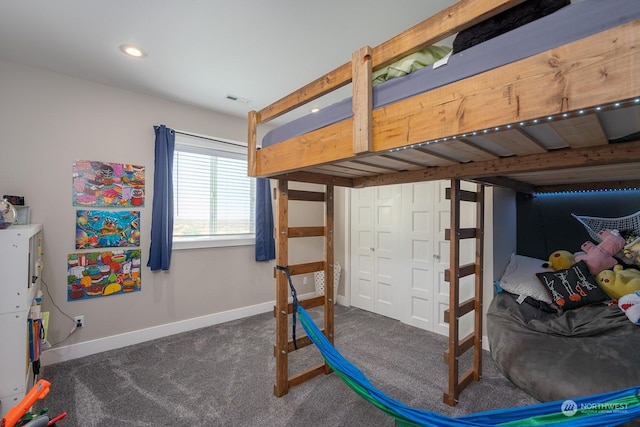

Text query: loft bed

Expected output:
[249,0,640,192]
[247,0,640,411]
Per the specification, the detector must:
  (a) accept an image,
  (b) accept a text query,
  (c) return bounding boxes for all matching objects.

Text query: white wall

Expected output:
[491,186,517,279]
[0,59,338,364]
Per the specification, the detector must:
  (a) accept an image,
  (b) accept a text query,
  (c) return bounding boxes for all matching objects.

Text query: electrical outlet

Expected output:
[303,276,309,286]
[74,315,85,328]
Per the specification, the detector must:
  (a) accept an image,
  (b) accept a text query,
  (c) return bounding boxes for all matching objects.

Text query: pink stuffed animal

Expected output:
[574,229,626,276]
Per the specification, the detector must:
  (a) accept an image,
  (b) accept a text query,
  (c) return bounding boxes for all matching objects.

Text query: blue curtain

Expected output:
[255,178,275,261]
[147,125,175,271]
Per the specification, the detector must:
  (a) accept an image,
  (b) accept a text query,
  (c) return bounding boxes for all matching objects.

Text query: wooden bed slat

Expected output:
[308,165,368,177]
[428,139,500,163]
[550,114,608,148]
[389,149,458,167]
[481,128,548,156]
[353,140,640,188]
[336,160,399,174]
[350,156,420,171]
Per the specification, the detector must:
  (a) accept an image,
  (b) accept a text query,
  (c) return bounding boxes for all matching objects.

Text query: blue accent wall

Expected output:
[516,190,640,260]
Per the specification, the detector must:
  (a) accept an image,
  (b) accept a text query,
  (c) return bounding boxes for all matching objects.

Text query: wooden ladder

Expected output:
[273,179,335,397]
[443,179,485,406]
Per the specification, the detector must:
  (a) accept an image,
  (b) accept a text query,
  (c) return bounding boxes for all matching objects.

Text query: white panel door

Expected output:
[400,181,438,330]
[350,187,375,312]
[350,185,402,319]
[350,181,477,335]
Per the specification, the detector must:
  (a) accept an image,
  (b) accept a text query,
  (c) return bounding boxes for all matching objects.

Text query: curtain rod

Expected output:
[174,129,247,149]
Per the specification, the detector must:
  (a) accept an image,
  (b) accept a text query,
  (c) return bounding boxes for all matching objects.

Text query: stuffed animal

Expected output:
[619,290,640,325]
[542,250,575,270]
[596,264,640,300]
[622,236,640,265]
[574,229,626,276]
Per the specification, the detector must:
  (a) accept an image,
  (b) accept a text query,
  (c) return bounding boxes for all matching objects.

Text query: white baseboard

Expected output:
[41,299,274,366]
[482,334,490,352]
[41,292,485,366]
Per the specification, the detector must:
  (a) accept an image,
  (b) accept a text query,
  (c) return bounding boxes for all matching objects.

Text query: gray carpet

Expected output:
[36,305,538,426]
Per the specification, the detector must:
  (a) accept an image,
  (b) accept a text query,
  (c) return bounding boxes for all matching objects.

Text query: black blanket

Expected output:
[487,292,640,404]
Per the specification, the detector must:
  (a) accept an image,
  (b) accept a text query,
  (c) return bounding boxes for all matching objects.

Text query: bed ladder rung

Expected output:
[273,295,325,316]
[444,263,477,282]
[446,188,480,203]
[443,332,476,363]
[288,190,326,202]
[274,261,325,278]
[442,298,476,323]
[445,227,478,240]
[272,328,326,355]
[288,226,326,238]
[287,363,328,389]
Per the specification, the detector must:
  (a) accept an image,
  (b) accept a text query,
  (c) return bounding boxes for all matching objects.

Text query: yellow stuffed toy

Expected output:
[543,250,575,270]
[596,264,640,300]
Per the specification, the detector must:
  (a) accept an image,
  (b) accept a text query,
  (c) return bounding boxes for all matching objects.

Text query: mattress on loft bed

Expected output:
[262,0,640,149]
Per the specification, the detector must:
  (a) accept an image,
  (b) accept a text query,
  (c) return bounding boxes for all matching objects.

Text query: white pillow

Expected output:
[499,253,553,304]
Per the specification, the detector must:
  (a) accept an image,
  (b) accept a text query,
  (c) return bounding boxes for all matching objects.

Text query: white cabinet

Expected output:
[0,224,43,419]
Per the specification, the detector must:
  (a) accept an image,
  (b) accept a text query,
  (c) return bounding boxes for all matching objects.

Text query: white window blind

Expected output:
[172,133,255,243]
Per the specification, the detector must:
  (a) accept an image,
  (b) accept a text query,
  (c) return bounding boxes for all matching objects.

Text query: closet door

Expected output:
[399,181,438,331]
[350,185,402,320]
[397,181,453,335]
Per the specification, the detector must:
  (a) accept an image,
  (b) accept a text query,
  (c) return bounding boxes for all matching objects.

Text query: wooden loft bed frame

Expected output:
[247,0,640,408]
[248,0,640,192]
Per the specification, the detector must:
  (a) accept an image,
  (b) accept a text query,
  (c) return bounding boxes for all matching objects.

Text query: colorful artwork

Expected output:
[73,160,145,207]
[67,249,142,301]
[76,210,140,249]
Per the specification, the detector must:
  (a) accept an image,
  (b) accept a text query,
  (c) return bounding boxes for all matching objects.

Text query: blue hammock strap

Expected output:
[275,265,299,349]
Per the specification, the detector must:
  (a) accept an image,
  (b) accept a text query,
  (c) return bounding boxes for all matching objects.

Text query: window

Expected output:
[172,132,255,249]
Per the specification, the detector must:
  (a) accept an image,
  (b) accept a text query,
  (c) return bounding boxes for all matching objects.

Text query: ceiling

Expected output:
[0,0,457,125]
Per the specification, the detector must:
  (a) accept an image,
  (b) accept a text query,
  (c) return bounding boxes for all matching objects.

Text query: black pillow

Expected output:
[452,0,570,53]
[536,261,610,311]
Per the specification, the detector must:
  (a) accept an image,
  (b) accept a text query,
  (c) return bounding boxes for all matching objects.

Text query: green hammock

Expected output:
[296,305,640,426]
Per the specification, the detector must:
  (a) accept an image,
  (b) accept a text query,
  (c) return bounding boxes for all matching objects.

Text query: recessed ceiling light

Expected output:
[311,106,320,113]
[119,44,147,58]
